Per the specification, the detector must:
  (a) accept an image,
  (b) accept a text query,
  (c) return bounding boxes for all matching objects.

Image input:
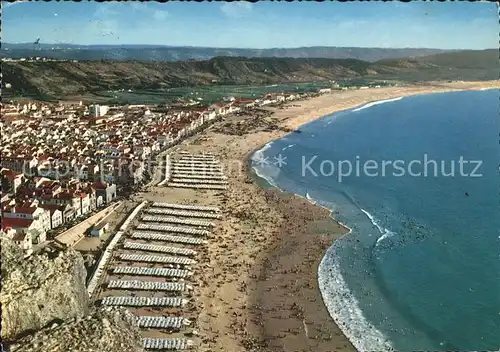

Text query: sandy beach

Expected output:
[137,80,498,352]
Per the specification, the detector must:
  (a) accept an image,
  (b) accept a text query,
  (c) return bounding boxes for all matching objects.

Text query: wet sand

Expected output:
[143,80,499,351]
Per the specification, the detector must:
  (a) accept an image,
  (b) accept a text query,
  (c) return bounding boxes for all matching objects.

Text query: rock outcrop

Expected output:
[10,307,144,352]
[1,238,89,340]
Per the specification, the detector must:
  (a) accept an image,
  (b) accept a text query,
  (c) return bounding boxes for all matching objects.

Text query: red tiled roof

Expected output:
[92,181,107,190]
[2,217,34,229]
[235,98,254,103]
[39,203,61,215]
[1,169,23,181]
[8,206,37,214]
[55,192,76,201]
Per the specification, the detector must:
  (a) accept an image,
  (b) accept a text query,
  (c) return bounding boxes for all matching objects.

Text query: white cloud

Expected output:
[337,20,368,29]
[130,3,169,20]
[153,10,169,20]
[130,2,148,12]
[3,0,29,8]
[93,3,122,18]
[220,1,253,18]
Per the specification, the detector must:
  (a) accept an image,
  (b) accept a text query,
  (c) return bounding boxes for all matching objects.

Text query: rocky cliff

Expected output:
[9,307,144,352]
[1,238,89,340]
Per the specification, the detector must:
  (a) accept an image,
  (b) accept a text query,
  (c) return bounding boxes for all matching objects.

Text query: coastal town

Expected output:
[2,0,499,351]
[1,80,348,350]
[0,89,323,254]
[2,72,498,352]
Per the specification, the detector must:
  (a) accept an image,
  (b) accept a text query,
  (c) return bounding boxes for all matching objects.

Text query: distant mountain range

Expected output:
[0,43,460,62]
[3,49,497,100]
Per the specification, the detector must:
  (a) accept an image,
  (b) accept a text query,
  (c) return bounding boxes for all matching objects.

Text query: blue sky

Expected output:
[2,1,498,49]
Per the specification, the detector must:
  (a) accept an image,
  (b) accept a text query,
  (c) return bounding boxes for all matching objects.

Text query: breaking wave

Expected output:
[281,143,296,151]
[352,97,403,112]
[251,142,280,188]
[319,241,395,352]
[298,191,395,351]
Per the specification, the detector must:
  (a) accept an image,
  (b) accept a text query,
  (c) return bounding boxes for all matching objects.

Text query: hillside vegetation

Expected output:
[2,50,497,100]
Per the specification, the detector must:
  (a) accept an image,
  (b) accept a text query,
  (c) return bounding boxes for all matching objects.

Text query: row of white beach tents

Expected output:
[123,241,198,256]
[101,296,187,307]
[146,207,221,219]
[137,223,210,236]
[119,253,197,265]
[112,266,193,278]
[142,338,194,350]
[151,202,220,213]
[141,215,215,228]
[131,231,207,245]
[136,316,191,329]
[107,279,190,292]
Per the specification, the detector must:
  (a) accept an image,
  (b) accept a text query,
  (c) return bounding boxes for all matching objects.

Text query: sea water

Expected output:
[251,90,500,351]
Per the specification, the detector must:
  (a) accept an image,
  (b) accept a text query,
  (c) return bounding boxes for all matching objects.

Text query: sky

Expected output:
[1,1,498,49]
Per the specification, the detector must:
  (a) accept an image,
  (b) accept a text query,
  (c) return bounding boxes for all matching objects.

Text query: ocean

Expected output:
[251,89,500,351]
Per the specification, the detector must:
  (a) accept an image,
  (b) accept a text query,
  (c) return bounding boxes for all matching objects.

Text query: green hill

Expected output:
[2,50,497,100]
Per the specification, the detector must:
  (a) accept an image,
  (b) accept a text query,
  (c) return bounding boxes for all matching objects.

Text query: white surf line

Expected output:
[351,96,403,112]
[142,338,194,350]
[118,253,197,265]
[141,215,215,227]
[123,242,197,256]
[101,296,188,308]
[146,208,222,219]
[112,266,193,278]
[107,280,191,292]
[131,231,208,245]
[137,223,210,236]
[136,316,191,329]
[86,201,148,297]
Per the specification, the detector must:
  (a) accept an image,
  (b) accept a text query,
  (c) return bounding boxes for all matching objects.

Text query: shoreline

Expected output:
[247,152,354,234]
[245,157,357,351]
[143,80,498,352]
[242,81,499,351]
